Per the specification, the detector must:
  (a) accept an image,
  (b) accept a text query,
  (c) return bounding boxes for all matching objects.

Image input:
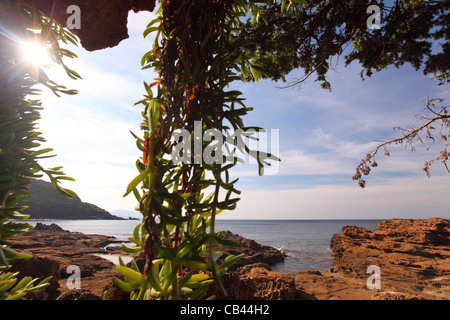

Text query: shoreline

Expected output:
[8,218,450,300]
[25,218,382,273]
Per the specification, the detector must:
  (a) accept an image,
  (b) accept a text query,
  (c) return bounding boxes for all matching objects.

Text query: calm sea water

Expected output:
[27,219,381,273]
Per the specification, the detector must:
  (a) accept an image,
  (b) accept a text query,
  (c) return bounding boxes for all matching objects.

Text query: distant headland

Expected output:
[20,179,123,220]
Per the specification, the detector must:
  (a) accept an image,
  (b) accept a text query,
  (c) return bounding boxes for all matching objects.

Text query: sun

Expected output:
[22,42,52,66]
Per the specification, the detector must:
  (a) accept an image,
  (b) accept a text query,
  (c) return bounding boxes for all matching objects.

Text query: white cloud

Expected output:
[219,176,450,220]
[36,92,142,213]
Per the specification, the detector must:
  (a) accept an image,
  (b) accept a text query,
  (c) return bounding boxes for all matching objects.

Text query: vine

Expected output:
[115,0,285,300]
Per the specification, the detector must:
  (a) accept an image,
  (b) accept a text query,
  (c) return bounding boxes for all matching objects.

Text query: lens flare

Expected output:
[22,42,52,65]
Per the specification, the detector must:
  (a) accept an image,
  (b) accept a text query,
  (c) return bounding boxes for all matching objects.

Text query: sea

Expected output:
[27,219,381,274]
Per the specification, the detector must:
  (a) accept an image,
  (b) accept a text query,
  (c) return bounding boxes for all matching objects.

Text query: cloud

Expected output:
[29,11,160,213]
[36,97,142,212]
[219,176,450,220]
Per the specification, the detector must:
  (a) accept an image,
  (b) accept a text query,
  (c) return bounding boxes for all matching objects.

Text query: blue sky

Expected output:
[36,12,449,220]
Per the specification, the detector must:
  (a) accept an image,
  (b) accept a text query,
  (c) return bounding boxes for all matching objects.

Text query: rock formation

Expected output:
[8,218,450,300]
[9,225,123,299]
[215,231,285,270]
[328,217,450,300]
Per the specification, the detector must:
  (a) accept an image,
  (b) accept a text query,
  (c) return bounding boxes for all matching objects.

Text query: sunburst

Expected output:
[22,42,52,66]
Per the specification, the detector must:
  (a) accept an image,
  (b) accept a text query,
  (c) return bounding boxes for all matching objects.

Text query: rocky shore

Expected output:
[8,218,449,300]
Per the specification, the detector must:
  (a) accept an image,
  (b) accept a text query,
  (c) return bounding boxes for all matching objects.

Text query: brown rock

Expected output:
[57,289,102,300]
[215,231,285,270]
[9,256,61,300]
[12,0,156,51]
[9,226,125,299]
[370,291,424,300]
[8,218,450,300]
[210,264,297,300]
[329,217,450,300]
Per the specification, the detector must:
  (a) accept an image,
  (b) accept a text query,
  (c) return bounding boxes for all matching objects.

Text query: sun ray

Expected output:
[22,41,52,66]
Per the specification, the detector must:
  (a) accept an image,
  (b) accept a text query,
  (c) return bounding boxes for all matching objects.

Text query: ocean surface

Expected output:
[27,219,381,274]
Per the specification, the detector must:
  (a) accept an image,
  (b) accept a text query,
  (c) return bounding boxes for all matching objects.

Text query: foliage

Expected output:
[0,2,79,298]
[238,0,449,183]
[117,0,449,300]
[117,0,288,300]
[0,271,52,300]
[239,0,449,88]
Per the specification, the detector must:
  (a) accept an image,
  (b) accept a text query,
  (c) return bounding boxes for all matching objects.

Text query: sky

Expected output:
[35,11,449,220]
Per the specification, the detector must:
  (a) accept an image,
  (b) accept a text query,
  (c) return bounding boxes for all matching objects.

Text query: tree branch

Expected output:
[353,98,449,188]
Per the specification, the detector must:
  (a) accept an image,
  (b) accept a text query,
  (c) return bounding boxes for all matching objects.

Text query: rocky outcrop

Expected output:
[8,218,450,300]
[20,179,122,220]
[328,218,450,300]
[209,263,297,300]
[9,226,123,299]
[215,231,285,270]
[213,218,450,300]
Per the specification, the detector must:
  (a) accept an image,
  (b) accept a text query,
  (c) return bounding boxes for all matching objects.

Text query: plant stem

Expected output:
[208,165,221,263]
[136,281,148,300]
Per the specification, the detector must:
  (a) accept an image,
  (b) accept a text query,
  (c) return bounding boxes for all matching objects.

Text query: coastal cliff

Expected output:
[8,218,450,300]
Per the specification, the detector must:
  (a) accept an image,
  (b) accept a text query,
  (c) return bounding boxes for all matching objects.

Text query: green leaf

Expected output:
[0,277,17,293]
[25,280,51,293]
[162,264,177,294]
[213,234,241,248]
[122,242,142,254]
[186,274,210,285]
[114,277,138,292]
[220,253,245,270]
[116,266,145,286]
[143,26,159,38]
[281,0,287,12]
[147,266,162,292]
[131,259,140,273]
[211,263,227,297]
[58,188,77,199]
[123,167,150,197]
[5,292,27,300]
[132,188,142,202]
[178,258,208,271]
[30,148,53,157]
[133,224,141,245]
[213,251,223,262]
[0,248,10,269]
